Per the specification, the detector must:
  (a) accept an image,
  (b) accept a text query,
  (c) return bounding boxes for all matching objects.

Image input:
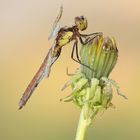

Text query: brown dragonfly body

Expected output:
[19,6,102,109]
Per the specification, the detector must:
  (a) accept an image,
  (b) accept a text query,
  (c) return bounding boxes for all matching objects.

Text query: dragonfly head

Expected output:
[75,16,88,31]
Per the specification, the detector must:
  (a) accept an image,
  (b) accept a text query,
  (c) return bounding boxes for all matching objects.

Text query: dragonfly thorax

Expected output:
[56,27,75,47]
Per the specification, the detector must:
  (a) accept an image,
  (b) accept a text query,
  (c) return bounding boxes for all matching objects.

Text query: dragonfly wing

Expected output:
[48,24,60,40]
[43,45,60,77]
[48,5,63,40]
[18,46,60,109]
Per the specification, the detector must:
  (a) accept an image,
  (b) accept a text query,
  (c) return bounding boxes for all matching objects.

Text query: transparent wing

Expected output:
[48,24,60,40]
[48,5,63,40]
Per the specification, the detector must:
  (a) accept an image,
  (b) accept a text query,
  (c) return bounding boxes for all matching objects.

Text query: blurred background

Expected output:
[0,0,140,140]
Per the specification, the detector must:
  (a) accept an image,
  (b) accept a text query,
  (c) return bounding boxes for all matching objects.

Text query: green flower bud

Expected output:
[80,35,118,79]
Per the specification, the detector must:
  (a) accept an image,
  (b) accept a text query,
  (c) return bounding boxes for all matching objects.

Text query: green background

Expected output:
[0,0,140,139]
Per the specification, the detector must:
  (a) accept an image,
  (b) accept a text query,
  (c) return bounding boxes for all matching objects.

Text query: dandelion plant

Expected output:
[61,35,127,140]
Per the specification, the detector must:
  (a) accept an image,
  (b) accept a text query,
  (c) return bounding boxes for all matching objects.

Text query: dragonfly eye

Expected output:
[75,16,88,31]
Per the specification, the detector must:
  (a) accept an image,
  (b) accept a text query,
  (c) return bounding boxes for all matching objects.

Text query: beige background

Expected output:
[0,0,140,139]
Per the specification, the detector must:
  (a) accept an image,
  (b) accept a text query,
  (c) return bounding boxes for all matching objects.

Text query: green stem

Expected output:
[75,88,92,140]
[75,107,89,140]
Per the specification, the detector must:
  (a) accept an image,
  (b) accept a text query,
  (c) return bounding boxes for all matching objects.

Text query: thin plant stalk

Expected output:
[75,107,88,140]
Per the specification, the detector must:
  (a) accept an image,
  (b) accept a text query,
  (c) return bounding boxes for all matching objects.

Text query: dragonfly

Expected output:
[18,5,102,109]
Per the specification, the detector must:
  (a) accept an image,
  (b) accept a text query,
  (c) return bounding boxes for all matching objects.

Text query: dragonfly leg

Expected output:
[71,40,79,63]
[80,32,103,37]
[75,40,80,62]
[71,40,94,72]
[79,32,103,45]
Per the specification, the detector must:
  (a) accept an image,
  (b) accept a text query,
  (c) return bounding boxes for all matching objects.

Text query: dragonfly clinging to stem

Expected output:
[18,5,102,109]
